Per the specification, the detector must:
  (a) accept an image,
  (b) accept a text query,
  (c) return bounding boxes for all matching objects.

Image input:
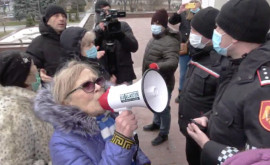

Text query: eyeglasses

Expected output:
[65,77,105,99]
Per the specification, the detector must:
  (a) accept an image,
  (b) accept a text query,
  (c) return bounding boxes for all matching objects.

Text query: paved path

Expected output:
[119,17,188,165]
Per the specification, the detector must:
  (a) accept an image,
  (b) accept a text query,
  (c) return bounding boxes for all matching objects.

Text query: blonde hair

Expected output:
[52,60,97,104]
[186,0,202,21]
[80,31,96,48]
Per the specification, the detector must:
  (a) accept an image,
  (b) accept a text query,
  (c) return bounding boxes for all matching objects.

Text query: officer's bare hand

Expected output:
[187,123,209,148]
[193,116,208,127]
[115,111,138,138]
[40,68,52,83]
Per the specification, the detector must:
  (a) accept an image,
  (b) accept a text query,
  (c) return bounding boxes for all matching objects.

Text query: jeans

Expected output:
[179,55,191,91]
[153,90,172,135]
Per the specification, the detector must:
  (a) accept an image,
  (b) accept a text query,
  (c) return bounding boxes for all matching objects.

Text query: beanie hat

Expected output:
[45,4,67,23]
[216,0,270,43]
[151,9,168,28]
[95,0,111,13]
[191,7,219,39]
[60,27,87,55]
[0,50,32,87]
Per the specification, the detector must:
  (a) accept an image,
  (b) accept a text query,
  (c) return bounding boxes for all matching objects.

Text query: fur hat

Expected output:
[191,7,219,39]
[0,50,32,87]
[151,9,168,28]
[216,0,270,43]
[45,4,67,23]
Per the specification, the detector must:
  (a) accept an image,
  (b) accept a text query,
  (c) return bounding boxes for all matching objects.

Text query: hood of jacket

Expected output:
[39,17,61,41]
[34,84,100,137]
[60,27,87,56]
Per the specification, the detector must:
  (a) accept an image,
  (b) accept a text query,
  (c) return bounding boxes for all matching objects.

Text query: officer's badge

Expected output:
[259,100,270,131]
[257,66,270,86]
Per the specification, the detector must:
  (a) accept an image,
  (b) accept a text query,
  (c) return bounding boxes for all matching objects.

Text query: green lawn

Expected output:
[4,21,27,26]
[0,31,12,38]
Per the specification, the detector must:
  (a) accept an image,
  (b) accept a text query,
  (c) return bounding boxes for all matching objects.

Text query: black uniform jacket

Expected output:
[202,40,270,165]
[178,46,228,136]
[26,17,66,76]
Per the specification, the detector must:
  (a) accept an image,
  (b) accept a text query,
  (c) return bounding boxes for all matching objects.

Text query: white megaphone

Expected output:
[99,69,168,113]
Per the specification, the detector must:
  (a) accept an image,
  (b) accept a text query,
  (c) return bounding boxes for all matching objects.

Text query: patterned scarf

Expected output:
[96,111,115,141]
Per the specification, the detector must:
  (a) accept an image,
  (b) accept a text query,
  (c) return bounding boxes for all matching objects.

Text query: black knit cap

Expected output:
[216,0,270,43]
[0,50,32,87]
[95,0,111,13]
[151,9,168,28]
[45,4,67,23]
[191,7,219,39]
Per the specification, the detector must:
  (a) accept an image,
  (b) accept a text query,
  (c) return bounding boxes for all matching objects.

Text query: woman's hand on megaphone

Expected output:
[115,110,138,138]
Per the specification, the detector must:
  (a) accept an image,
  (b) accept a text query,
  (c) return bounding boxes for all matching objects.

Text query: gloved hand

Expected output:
[149,63,159,70]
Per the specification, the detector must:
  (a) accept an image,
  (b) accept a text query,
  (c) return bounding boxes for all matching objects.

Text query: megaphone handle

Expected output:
[119,110,137,135]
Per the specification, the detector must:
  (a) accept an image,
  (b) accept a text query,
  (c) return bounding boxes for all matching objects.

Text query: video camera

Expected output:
[97,9,126,34]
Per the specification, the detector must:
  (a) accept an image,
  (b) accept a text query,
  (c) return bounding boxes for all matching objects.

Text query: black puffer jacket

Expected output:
[26,17,66,76]
[178,46,228,136]
[60,27,110,80]
[142,28,180,92]
[94,21,138,84]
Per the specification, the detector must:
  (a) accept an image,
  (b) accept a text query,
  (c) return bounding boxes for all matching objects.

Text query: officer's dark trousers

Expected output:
[186,136,201,165]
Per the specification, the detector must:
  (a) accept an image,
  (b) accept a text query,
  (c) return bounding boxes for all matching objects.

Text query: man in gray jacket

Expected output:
[142,9,180,146]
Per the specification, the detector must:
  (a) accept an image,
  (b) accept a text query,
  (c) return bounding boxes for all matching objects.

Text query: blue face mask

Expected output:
[212,29,232,56]
[190,8,200,14]
[151,24,162,35]
[86,46,98,59]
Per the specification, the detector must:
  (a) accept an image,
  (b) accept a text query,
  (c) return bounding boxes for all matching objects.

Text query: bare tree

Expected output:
[0,16,6,33]
[168,0,171,10]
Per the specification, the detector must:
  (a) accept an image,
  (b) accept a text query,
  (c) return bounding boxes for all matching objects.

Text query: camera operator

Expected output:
[94,0,138,85]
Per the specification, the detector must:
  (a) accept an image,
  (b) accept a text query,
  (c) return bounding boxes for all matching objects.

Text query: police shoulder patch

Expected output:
[257,66,270,86]
[259,100,270,132]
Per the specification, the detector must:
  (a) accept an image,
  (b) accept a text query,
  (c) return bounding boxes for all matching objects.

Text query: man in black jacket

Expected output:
[94,1,138,84]
[178,7,225,165]
[26,4,67,83]
[186,0,270,164]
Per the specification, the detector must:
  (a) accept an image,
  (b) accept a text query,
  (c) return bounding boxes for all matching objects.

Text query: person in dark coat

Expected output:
[26,4,67,83]
[169,0,201,103]
[142,9,180,146]
[60,26,111,81]
[178,7,226,165]
[94,0,138,84]
[186,0,270,164]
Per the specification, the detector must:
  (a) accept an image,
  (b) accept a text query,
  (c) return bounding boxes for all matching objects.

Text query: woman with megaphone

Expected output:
[33,60,150,165]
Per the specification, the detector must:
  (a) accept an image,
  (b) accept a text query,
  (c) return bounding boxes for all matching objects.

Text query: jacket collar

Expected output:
[237,41,270,84]
[34,83,100,137]
[39,17,62,41]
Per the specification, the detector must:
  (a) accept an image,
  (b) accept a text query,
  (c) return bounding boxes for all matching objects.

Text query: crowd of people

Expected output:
[0,0,270,164]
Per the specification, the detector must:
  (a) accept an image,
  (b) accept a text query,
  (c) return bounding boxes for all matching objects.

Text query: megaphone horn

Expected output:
[98,69,168,113]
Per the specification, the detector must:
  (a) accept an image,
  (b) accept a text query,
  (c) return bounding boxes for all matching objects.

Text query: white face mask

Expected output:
[189,32,208,49]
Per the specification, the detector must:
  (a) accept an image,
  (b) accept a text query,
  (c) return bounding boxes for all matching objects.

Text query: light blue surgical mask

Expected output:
[212,29,232,56]
[190,8,200,14]
[151,24,162,35]
[86,46,98,59]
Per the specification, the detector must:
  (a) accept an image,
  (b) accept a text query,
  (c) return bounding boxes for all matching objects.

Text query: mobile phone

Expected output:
[190,119,207,132]
[185,3,196,9]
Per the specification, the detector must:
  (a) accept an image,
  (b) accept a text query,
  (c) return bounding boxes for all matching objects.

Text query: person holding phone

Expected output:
[169,0,201,103]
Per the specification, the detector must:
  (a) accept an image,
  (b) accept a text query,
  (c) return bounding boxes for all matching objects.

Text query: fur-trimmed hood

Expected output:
[34,84,100,137]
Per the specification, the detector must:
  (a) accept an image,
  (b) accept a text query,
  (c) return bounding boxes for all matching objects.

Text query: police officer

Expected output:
[186,0,270,164]
[178,7,227,165]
